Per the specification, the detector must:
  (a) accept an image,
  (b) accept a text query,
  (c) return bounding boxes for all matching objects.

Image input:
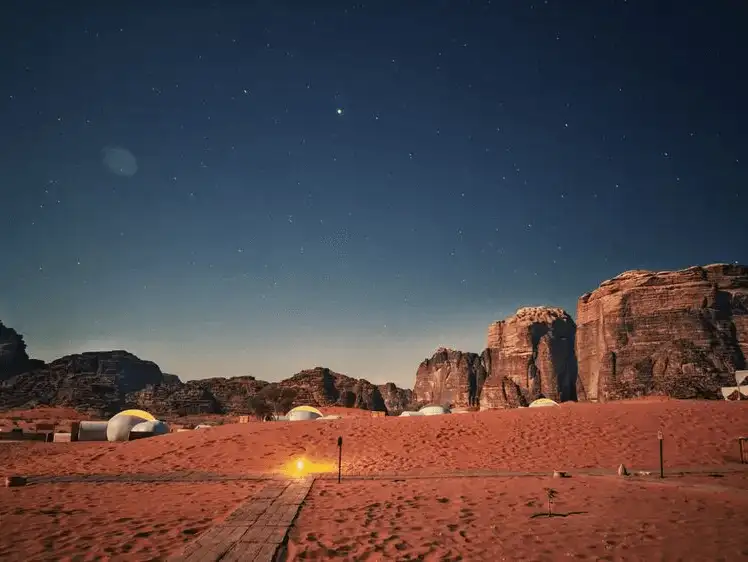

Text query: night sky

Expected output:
[2,1,746,386]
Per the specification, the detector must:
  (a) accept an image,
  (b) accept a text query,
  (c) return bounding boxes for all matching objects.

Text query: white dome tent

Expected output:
[528,398,559,408]
[399,411,422,417]
[287,405,323,421]
[418,405,450,416]
[130,420,170,436]
[106,409,161,442]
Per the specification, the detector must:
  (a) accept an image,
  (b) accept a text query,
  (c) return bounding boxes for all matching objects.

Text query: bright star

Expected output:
[336,108,344,115]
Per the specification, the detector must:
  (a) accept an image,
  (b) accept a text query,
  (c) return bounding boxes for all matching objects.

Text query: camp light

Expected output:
[281,456,337,479]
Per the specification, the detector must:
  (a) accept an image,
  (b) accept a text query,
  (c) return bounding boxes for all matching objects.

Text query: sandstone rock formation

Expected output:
[0,350,165,416]
[277,367,388,412]
[0,322,43,380]
[0,320,411,415]
[377,382,413,414]
[479,348,529,408]
[576,263,748,401]
[182,376,269,414]
[481,307,578,407]
[126,379,221,417]
[412,348,487,408]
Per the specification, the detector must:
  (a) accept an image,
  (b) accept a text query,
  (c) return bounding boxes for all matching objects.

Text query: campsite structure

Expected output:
[287,405,323,421]
[528,398,560,408]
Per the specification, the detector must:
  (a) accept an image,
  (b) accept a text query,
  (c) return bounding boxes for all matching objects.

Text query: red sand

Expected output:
[2,400,747,478]
[0,407,91,422]
[1,400,747,561]
[286,475,748,561]
[0,481,259,561]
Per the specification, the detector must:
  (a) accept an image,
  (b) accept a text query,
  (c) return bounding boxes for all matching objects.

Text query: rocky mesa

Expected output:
[412,348,487,408]
[277,367,388,411]
[411,264,747,408]
[3,263,747,417]
[412,306,577,410]
[483,306,578,405]
[576,263,748,401]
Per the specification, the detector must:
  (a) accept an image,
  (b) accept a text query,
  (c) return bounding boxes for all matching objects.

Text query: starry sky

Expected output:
[2,1,746,387]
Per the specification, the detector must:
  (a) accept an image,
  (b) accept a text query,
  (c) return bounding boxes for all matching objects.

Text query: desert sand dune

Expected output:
[0,481,260,561]
[1,400,747,561]
[2,400,746,478]
[286,475,748,561]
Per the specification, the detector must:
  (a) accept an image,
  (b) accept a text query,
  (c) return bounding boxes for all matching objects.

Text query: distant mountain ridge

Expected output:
[3,262,746,417]
[0,329,409,417]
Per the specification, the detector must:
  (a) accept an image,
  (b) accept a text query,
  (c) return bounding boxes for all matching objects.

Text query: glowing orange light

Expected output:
[280,456,337,479]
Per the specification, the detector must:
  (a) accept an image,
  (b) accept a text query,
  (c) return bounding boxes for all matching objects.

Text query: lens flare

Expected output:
[281,457,337,478]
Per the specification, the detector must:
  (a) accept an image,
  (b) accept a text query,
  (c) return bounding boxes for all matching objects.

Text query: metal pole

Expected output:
[658,429,664,478]
[337,436,343,483]
[740,438,745,464]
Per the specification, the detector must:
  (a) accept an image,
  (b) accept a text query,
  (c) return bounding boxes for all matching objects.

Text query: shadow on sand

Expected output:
[530,511,588,519]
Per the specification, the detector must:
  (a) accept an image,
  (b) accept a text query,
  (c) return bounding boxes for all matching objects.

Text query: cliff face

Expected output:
[412,348,488,408]
[479,348,528,408]
[481,307,578,407]
[277,367,389,412]
[576,263,748,401]
[378,382,413,414]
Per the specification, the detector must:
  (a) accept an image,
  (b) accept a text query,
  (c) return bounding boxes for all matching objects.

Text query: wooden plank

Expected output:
[220,542,263,562]
[238,524,287,544]
[257,505,296,527]
[180,538,232,562]
[250,525,288,545]
[173,478,314,562]
[254,543,281,562]
[254,484,288,499]
[178,525,249,562]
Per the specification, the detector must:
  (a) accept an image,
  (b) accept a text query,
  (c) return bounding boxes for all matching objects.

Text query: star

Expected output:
[336,108,344,115]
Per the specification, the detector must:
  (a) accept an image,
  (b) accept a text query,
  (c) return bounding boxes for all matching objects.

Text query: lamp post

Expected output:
[658,429,664,478]
[337,436,343,484]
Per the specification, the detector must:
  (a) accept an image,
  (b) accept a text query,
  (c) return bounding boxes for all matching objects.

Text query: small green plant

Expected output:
[545,488,558,517]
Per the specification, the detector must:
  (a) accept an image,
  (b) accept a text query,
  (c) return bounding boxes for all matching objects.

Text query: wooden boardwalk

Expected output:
[25,463,748,486]
[173,478,314,562]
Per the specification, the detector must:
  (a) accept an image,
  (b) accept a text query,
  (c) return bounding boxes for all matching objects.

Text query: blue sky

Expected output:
[2,1,746,386]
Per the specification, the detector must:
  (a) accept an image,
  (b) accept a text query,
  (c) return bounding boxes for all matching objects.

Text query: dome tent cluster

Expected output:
[75,409,170,442]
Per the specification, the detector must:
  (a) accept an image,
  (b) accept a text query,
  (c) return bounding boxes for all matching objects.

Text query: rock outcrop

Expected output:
[277,367,388,411]
[576,264,748,401]
[126,378,222,417]
[0,350,165,416]
[377,382,413,414]
[412,348,488,408]
[0,320,411,415]
[479,349,529,408]
[182,376,269,414]
[0,322,43,381]
[481,307,578,407]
